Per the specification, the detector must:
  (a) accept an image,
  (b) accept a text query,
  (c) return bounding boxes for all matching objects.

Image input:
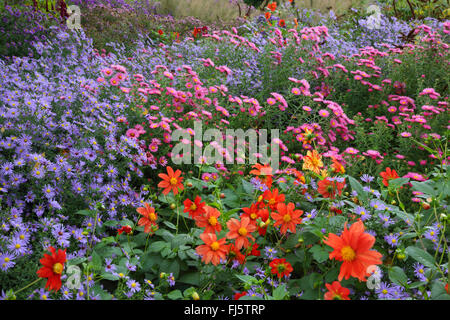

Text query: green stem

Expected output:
[13,278,42,296]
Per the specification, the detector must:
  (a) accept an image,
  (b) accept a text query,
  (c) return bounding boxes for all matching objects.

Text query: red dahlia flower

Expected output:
[37,246,67,292]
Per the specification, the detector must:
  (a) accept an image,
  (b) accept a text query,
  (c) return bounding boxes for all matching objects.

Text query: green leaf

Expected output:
[76,209,96,217]
[309,245,330,263]
[103,220,119,227]
[100,272,119,281]
[90,250,102,271]
[431,281,450,300]
[388,266,409,287]
[167,290,183,300]
[389,177,409,188]
[348,175,368,204]
[148,241,168,253]
[236,275,258,285]
[411,181,436,197]
[242,179,254,194]
[405,246,438,271]
[163,221,177,230]
[272,284,288,300]
[179,272,201,286]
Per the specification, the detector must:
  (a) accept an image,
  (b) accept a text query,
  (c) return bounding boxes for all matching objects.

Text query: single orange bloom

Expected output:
[265,12,271,20]
[228,243,246,265]
[380,167,399,187]
[137,202,158,233]
[324,281,351,300]
[226,217,256,250]
[196,233,229,266]
[250,163,273,188]
[278,19,286,27]
[302,150,323,175]
[271,202,303,235]
[294,18,298,28]
[323,220,383,282]
[241,203,261,226]
[194,205,222,235]
[263,188,285,211]
[257,208,270,236]
[269,258,293,279]
[331,157,345,174]
[317,177,345,199]
[158,166,184,195]
[183,195,206,219]
[37,246,67,292]
[267,1,277,12]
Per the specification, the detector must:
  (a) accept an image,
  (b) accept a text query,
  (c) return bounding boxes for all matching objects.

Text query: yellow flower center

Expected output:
[208,216,217,226]
[149,212,157,221]
[169,177,178,185]
[15,244,21,249]
[210,241,220,251]
[250,213,258,220]
[269,198,276,205]
[238,227,248,236]
[341,246,356,262]
[53,263,64,274]
[283,214,291,223]
[4,257,10,263]
[190,204,197,211]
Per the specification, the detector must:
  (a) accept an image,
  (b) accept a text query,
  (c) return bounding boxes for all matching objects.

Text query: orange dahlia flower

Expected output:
[324,281,350,300]
[380,167,399,187]
[317,177,345,199]
[263,188,285,211]
[37,246,67,292]
[196,232,229,266]
[271,202,303,235]
[226,217,256,250]
[323,220,383,282]
[269,258,293,279]
[194,205,222,235]
[158,166,184,195]
[137,202,158,233]
[183,195,206,219]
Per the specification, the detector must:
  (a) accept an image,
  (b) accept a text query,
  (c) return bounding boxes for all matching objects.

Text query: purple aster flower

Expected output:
[0,252,16,271]
[413,263,428,282]
[127,279,141,294]
[303,209,317,222]
[42,184,55,199]
[7,237,27,256]
[360,174,374,183]
[379,213,395,228]
[264,246,278,260]
[126,261,137,272]
[167,273,175,287]
[354,206,371,221]
[384,233,399,247]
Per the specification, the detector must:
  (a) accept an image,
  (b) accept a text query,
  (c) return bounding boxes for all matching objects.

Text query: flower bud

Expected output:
[192,292,200,300]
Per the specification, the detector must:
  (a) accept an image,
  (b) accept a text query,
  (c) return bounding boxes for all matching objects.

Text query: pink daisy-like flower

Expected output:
[291,87,301,95]
[318,109,329,117]
[344,147,359,155]
[400,132,412,138]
